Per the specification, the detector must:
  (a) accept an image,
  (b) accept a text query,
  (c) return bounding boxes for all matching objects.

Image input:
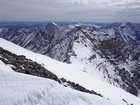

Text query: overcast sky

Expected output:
[0,0,140,22]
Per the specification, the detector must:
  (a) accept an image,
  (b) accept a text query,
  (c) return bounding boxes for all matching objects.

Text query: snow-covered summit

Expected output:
[0,60,117,105]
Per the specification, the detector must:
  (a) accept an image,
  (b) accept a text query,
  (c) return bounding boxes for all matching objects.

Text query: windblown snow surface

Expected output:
[0,38,140,105]
[0,61,115,105]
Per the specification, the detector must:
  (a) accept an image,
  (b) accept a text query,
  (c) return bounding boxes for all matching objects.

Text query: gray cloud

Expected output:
[115,1,140,11]
[0,0,140,22]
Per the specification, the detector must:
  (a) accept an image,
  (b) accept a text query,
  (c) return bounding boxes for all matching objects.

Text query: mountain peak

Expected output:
[47,22,57,26]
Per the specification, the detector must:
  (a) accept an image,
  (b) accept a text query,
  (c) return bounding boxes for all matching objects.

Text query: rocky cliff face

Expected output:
[0,22,140,96]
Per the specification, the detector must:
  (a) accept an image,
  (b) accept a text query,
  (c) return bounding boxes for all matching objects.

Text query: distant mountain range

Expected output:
[0,21,111,26]
[0,21,93,26]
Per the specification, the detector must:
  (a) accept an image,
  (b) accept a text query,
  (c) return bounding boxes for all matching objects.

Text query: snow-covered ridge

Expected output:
[0,61,115,105]
[0,47,102,96]
[0,38,140,105]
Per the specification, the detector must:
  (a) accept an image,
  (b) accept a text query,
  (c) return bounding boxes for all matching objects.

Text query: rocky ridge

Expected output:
[0,47,102,97]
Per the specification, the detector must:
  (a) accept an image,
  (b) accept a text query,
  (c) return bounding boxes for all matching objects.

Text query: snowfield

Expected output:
[0,38,140,105]
[0,61,115,105]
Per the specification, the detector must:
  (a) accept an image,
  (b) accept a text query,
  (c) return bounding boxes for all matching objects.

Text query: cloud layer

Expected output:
[0,0,140,22]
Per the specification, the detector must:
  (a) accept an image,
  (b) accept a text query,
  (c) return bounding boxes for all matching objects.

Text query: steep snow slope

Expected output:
[0,61,116,105]
[0,38,140,105]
